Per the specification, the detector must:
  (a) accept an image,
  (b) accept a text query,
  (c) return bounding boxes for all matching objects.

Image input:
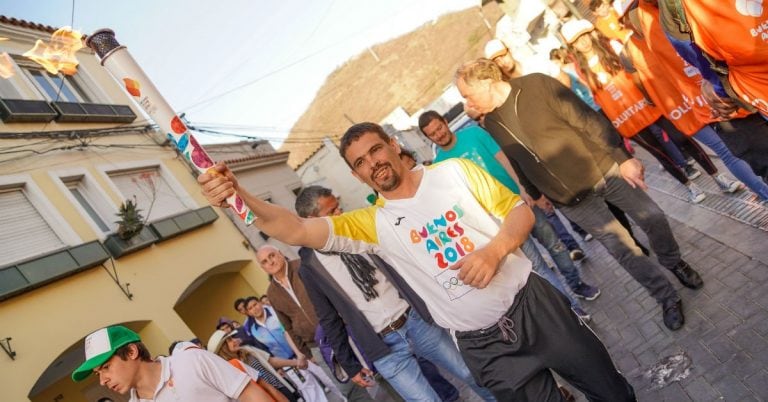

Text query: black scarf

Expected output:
[320,252,380,301]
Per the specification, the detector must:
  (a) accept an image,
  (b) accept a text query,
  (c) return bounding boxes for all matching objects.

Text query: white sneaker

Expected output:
[688,183,706,203]
[714,174,744,193]
[684,166,701,180]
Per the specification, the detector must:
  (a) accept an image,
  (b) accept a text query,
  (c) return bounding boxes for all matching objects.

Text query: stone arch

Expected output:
[172,259,266,348]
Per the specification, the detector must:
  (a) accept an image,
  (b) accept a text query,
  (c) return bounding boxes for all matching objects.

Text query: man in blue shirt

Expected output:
[245,296,299,360]
[419,111,600,315]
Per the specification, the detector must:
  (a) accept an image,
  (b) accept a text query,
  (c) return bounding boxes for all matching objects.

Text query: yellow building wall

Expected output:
[0,143,272,400]
[0,25,283,401]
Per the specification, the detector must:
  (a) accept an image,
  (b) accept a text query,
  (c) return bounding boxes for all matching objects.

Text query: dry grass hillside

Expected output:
[281,3,504,168]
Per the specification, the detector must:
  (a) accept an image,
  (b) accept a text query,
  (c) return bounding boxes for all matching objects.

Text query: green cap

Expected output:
[71,325,141,382]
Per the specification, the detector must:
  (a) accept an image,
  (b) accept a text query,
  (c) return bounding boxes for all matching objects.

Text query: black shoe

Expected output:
[669,260,704,289]
[662,300,685,330]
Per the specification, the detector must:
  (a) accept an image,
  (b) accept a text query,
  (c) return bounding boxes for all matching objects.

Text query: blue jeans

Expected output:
[372,309,495,402]
[694,125,768,200]
[544,209,581,251]
[417,357,459,401]
[648,123,688,168]
[530,207,582,291]
[521,237,581,309]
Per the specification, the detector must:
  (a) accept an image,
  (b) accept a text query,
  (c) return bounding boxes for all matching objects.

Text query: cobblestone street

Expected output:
[562,156,768,401]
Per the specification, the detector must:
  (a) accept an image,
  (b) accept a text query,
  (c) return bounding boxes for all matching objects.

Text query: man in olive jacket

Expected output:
[455,58,703,331]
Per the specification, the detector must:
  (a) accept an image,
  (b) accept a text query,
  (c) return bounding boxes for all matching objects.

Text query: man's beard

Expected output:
[371,162,401,191]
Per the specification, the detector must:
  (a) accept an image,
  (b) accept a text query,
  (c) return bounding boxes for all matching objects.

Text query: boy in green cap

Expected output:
[72,325,271,401]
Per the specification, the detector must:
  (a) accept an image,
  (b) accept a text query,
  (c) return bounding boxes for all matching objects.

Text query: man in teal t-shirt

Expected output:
[418,110,601,309]
[432,123,520,193]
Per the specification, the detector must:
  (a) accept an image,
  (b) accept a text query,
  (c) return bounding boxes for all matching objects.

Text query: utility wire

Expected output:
[176,7,408,114]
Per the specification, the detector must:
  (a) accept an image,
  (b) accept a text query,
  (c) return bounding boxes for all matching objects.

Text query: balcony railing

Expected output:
[0,241,109,301]
[103,206,219,258]
[0,98,136,124]
[51,101,137,123]
[0,206,219,301]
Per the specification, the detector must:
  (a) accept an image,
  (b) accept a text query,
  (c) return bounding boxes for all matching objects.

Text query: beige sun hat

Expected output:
[206,329,237,353]
[484,39,509,59]
[560,19,595,44]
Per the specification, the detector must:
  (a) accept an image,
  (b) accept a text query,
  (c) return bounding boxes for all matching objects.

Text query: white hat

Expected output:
[614,0,638,17]
[206,329,236,353]
[560,19,595,44]
[484,39,509,59]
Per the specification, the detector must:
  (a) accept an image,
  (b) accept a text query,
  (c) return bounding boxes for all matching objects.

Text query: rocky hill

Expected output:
[281,3,504,168]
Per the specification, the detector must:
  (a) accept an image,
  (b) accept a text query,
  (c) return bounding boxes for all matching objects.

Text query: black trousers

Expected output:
[455,274,636,402]
[714,114,768,179]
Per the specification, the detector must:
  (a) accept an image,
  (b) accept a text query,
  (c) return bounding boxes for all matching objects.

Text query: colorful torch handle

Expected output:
[86,29,255,225]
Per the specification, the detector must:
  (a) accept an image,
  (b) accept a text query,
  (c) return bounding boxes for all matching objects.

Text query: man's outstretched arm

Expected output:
[198,163,329,249]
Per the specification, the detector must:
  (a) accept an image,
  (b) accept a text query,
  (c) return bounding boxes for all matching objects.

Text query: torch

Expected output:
[85,29,255,225]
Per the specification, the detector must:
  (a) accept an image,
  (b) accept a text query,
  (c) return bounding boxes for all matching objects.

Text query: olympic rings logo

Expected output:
[442,277,464,289]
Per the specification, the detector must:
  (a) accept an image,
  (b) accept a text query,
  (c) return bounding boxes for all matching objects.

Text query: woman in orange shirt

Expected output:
[562,19,708,204]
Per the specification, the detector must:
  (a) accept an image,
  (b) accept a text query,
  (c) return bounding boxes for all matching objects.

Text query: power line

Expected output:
[188,126,338,144]
[0,124,156,139]
[176,7,408,114]
[190,122,343,135]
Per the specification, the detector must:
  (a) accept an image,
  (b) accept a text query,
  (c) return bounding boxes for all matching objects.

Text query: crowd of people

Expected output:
[71,0,768,400]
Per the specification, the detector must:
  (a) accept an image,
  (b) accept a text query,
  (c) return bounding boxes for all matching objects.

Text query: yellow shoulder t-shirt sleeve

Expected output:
[324,206,379,251]
[452,158,521,219]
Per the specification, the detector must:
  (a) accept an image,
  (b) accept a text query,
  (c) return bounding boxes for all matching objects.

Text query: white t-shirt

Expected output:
[129,347,249,402]
[323,159,532,332]
[314,251,409,332]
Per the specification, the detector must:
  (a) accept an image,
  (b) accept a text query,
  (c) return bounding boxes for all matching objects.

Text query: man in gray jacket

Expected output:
[455,58,703,331]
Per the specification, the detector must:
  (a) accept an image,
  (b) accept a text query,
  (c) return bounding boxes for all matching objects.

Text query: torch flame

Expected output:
[23,27,83,76]
[0,52,14,79]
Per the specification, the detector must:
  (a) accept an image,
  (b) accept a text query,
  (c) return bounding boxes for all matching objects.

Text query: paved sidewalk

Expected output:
[560,159,768,401]
[428,153,768,401]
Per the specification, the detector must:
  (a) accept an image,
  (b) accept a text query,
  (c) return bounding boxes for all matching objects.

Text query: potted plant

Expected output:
[104,197,158,258]
[116,197,144,240]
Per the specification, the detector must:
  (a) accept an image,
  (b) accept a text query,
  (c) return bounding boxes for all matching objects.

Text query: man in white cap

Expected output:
[72,325,270,401]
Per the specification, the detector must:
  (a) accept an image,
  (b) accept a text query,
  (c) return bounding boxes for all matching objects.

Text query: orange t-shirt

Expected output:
[635,2,750,128]
[683,0,768,114]
[586,62,661,138]
[595,9,633,43]
[626,36,704,135]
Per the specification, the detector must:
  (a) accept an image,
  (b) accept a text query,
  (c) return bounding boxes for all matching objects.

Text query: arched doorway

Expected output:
[173,259,267,347]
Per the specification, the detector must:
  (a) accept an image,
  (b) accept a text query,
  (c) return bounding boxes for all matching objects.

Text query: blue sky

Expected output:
[1,0,476,144]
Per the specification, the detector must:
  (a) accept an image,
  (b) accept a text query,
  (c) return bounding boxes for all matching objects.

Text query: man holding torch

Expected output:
[85,27,631,400]
[197,123,634,400]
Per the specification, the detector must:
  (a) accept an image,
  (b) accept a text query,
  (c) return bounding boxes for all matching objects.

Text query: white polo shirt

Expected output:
[129,346,249,402]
